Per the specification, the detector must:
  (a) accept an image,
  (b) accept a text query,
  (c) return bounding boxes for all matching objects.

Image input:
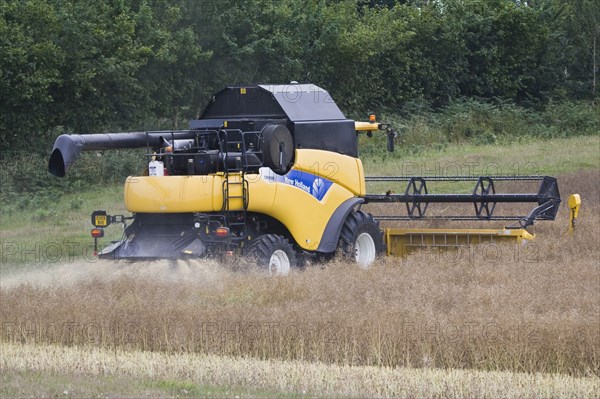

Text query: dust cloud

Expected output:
[0,258,228,290]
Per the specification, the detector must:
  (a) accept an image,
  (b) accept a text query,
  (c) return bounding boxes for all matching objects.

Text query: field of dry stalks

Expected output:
[1,169,599,397]
[2,342,599,398]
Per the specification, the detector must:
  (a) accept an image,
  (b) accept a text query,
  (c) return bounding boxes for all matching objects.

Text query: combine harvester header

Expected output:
[49,84,578,272]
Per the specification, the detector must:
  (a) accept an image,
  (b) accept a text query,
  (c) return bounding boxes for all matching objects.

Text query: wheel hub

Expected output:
[355,232,376,268]
[269,249,291,274]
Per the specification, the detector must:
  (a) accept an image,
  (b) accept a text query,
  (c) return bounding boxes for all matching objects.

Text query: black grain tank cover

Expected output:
[198,84,358,157]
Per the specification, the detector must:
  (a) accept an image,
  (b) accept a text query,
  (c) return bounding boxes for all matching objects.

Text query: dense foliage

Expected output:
[1,0,598,151]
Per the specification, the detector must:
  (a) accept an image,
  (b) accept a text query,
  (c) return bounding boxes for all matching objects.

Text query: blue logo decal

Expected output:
[260,168,334,200]
[278,170,333,201]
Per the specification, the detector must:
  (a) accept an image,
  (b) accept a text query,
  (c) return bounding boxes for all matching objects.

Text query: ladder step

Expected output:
[222,139,250,233]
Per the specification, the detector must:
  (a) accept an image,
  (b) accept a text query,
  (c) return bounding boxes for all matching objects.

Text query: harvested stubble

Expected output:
[2,342,599,398]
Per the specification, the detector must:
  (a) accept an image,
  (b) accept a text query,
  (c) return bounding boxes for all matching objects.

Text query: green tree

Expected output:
[452,0,554,101]
[563,0,599,99]
[47,0,153,133]
[133,0,212,128]
[0,0,63,148]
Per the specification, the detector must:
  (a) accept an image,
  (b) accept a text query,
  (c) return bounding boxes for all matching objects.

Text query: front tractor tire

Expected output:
[246,234,297,275]
[339,210,385,268]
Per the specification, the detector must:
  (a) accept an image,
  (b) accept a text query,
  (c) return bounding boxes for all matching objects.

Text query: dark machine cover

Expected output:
[198,84,358,157]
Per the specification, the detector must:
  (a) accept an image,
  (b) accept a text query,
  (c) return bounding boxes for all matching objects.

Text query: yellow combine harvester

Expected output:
[48,84,569,273]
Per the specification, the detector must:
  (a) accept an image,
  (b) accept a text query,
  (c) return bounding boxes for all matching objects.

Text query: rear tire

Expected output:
[246,234,297,275]
[338,211,384,268]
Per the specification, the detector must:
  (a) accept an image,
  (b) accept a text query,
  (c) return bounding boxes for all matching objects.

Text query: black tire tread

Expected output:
[338,210,385,261]
[245,234,297,269]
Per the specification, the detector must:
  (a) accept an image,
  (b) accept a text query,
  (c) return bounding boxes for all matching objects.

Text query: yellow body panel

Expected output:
[254,181,354,251]
[125,174,275,213]
[125,175,221,213]
[293,149,366,196]
[124,149,363,250]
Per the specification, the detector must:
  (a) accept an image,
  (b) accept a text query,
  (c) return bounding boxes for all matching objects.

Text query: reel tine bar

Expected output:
[364,175,562,228]
[473,177,496,219]
[405,177,429,218]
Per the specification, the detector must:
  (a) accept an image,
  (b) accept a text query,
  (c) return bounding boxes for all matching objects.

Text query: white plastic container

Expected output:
[149,160,164,176]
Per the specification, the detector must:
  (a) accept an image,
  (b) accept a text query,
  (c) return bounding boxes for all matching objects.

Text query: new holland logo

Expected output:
[263,169,333,201]
[312,178,325,199]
